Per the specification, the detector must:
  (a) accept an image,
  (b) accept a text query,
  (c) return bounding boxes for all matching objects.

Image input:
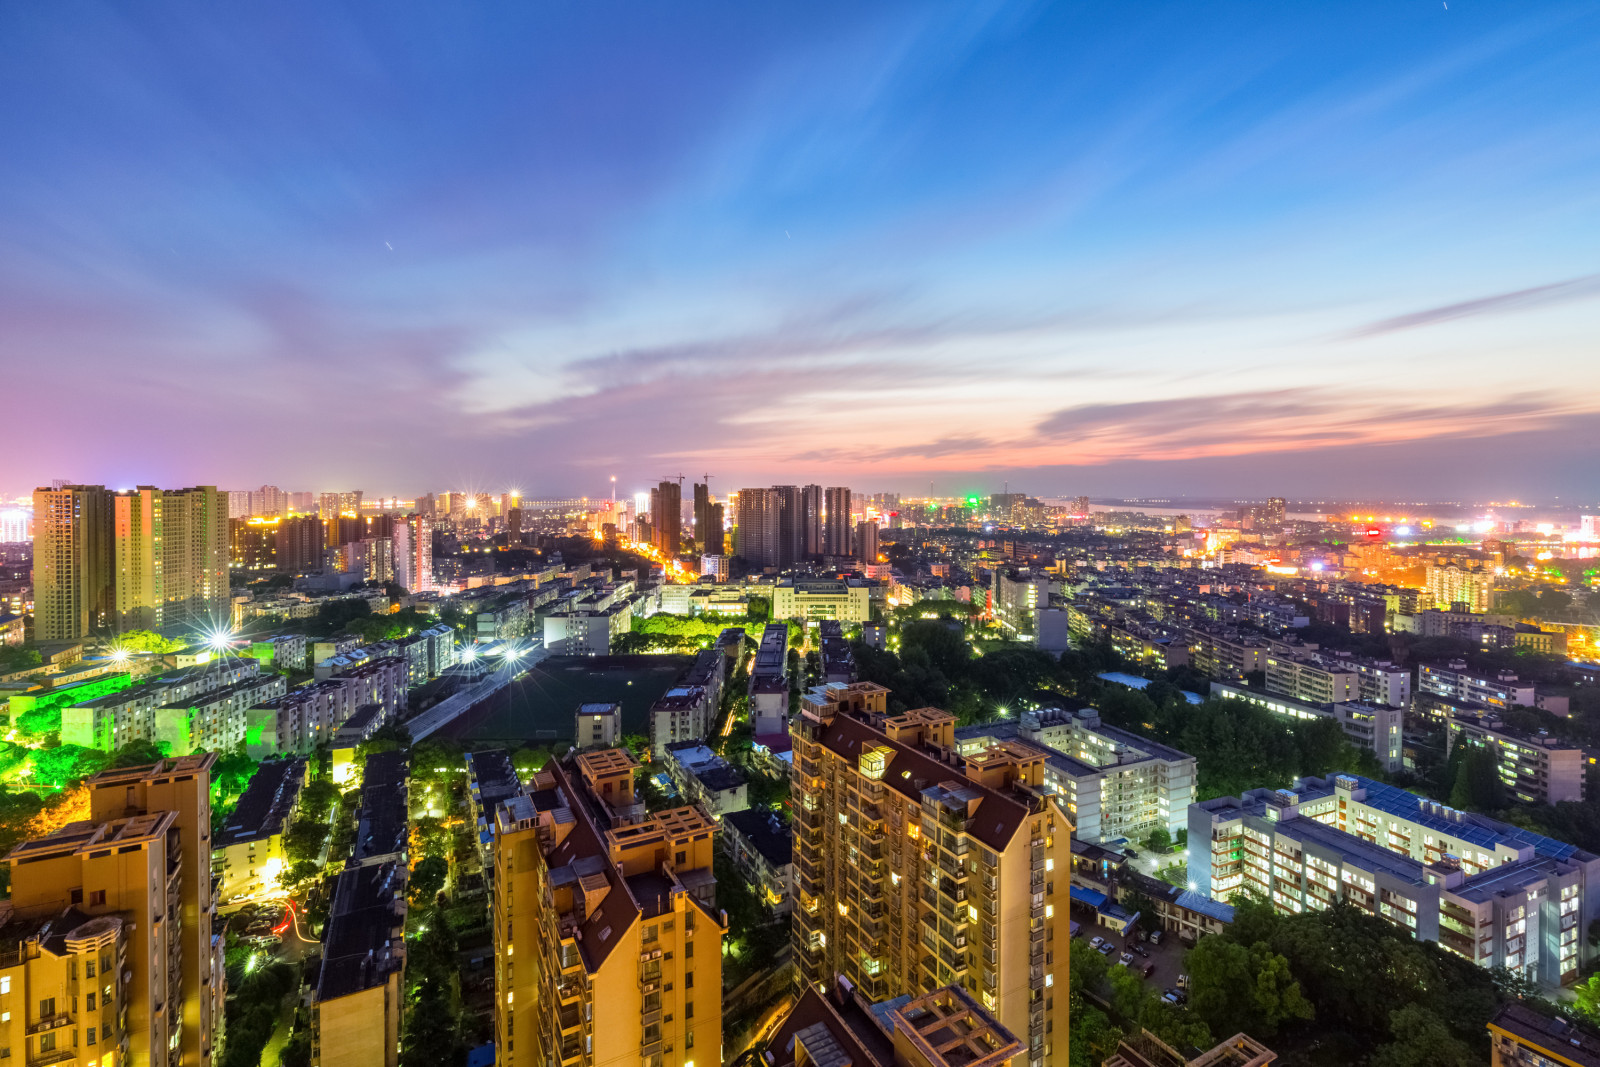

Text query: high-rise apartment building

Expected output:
[652,480,682,558]
[5,755,221,1067]
[790,685,1071,1067]
[393,514,433,594]
[856,520,880,565]
[277,516,325,573]
[113,486,229,635]
[801,484,823,558]
[824,486,853,557]
[492,748,723,1067]
[33,485,114,641]
[506,506,523,545]
[736,488,782,570]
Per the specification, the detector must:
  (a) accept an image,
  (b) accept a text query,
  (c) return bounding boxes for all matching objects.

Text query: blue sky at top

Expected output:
[1,1,1597,499]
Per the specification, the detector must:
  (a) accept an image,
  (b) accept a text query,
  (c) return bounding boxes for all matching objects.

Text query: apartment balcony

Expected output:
[557,1003,583,1033]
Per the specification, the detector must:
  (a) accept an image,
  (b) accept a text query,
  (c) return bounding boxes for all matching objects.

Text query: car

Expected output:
[1161,991,1181,1005]
[1132,945,1151,958]
[1123,848,1140,859]
[1119,952,1135,967]
[1096,941,1115,956]
[1143,963,1157,978]
[1148,930,1164,945]
[1177,973,1189,990]
[1089,936,1106,951]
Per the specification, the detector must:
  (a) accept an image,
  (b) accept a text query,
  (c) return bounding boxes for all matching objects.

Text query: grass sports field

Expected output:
[436,654,693,744]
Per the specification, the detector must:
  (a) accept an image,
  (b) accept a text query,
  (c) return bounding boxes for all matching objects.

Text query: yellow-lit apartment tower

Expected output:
[4,755,220,1067]
[113,486,230,635]
[492,747,724,1067]
[791,682,1071,1067]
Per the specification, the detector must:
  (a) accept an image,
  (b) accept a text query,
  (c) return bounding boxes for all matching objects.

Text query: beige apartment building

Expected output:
[492,747,723,1067]
[5,755,220,1067]
[790,682,1071,1067]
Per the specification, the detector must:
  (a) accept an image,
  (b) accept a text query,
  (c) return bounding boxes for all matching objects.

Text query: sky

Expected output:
[2,1,1599,502]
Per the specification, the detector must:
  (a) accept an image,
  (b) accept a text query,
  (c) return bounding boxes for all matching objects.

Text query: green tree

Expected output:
[1143,827,1173,853]
[1185,937,1311,1039]
[213,750,259,799]
[108,739,170,768]
[1574,973,1600,1021]
[0,646,43,675]
[112,630,183,654]
[26,744,109,789]
[1370,1004,1477,1067]
[1450,744,1507,811]
[410,855,449,904]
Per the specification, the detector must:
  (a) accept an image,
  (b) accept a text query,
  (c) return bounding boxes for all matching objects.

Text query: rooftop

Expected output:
[216,758,306,848]
[1489,1002,1600,1067]
[723,808,792,867]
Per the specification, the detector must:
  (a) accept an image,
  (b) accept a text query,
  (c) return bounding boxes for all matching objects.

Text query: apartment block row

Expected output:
[1190,774,1600,988]
[61,657,265,749]
[312,750,411,1067]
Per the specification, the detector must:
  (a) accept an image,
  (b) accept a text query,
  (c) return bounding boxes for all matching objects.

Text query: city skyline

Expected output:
[4,3,1599,496]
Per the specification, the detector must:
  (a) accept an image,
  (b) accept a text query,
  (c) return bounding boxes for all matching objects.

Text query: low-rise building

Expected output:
[723,807,793,915]
[772,576,873,622]
[1189,774,1600,988]
[1185,625,1269,681]
[312,860,407,1067]
[1446,710,1587,805]
[760,979,1025,1067]
[661,740,749,819]
[212,758,308,903]
[573,701,621,749]
[957,707,1195,846]
[1488,1002,1600,1067]
[1420,660,1536,709]
[650,685,713,754]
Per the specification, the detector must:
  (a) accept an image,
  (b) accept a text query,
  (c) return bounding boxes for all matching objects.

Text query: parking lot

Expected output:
[1080,915,1192,1002]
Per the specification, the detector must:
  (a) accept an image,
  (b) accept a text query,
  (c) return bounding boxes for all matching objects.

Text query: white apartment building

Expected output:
[1190,774,1600,988]
[956,707,1195,845]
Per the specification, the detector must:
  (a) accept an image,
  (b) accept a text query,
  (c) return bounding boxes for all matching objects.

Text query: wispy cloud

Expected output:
[1348,273,1600,338]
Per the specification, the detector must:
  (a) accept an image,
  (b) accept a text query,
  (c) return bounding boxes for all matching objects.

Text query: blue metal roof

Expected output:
[1341,774,1581,862]
[1070,886,1108,908]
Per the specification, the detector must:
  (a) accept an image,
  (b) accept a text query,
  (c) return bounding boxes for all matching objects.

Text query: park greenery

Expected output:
[613,611,798,655]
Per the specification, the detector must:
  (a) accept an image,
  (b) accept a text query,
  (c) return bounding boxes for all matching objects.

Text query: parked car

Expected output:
[1123,848,1141,859]
[1149,929,1164,945]
[1119,952,1135,967]
[1132,945,1151,959]
[1161,991,1181,1005]
[1089,936,1106,951]
[1143,963,1157,978]
[1097,941,1116,956]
